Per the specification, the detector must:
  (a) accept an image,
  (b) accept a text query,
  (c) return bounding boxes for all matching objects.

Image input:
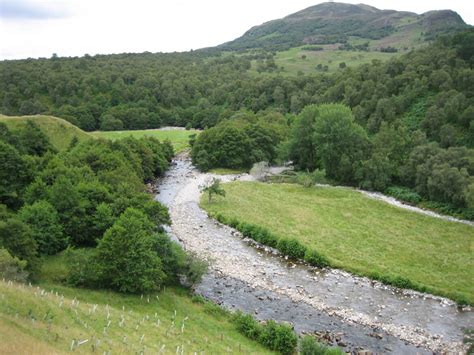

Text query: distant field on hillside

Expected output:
[201,182,474,303]
[251,47,400,75]
[92,129,199,153]
[0,253,270,354]
[0,114,92,151]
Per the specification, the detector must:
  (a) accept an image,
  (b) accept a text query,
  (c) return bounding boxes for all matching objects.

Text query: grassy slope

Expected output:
[201,182,474,302]
[0,114,92,151]
[91,129,199,153]
[250,46,399,76]
[0,253,271,354]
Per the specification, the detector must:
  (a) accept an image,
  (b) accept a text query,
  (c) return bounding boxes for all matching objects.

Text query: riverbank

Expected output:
[155,154,473,354]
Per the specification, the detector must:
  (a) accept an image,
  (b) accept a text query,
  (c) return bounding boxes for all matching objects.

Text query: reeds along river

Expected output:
[155,154,473,354]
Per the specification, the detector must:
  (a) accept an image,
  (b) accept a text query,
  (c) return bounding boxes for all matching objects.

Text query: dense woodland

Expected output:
[1,30,473,217]
[0,121,204,292]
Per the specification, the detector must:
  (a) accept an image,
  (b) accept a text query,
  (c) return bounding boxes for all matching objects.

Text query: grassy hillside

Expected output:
[221,2,468,51]
[201,182,474,303]
[0,114,92,151]
[91,129,199,153]
[0,254,271,354]
[250,46,399,75]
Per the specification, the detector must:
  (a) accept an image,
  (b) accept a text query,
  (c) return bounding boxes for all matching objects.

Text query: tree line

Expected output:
[1,29,472,215]
[189,30,473,217]
[0,121,205,293]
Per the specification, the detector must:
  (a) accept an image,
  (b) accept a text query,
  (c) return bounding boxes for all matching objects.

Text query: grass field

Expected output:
[91,129,199,153]
[0,253,271,354]
[209,168,248,175]
[0,114,92,151]
[201,182,474,303]
[250,47,400,76]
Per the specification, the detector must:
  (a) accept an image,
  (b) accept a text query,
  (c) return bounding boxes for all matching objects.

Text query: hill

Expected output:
[0,261,271,354]
[0,114,92,151]
[91,128,200,153]
[220,2,469,51]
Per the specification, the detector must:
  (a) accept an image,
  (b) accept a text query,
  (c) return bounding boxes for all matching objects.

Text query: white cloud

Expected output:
[1,0,472,59]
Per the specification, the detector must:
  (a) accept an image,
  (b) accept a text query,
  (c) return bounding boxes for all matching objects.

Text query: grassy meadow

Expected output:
[250,47,400,76]
[0,114,92,151]
[0,253,271,354]
[201,182,474,303]
[91,129,199,153]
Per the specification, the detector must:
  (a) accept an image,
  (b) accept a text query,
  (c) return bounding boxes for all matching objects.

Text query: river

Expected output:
[156,154,473,354]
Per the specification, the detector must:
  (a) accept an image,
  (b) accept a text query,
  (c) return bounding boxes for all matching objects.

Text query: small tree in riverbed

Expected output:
[203,178,226,203]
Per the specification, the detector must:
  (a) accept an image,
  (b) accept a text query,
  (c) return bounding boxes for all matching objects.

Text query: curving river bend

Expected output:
[156,154,473,354]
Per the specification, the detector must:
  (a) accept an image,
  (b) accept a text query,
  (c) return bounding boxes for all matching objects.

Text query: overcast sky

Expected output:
[1,0,472,60]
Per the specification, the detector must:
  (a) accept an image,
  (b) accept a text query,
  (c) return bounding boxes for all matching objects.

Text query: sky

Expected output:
[1,0,473,60]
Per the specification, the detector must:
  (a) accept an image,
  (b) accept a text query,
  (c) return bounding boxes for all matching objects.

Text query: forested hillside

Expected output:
[191,30,474,218]
[1,20,472,217]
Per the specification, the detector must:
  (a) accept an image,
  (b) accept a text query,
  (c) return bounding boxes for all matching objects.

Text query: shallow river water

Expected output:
[156,154,473,354]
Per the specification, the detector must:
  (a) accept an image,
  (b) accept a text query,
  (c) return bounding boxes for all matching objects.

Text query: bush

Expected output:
[297,173,314,188]
[304,249,329,267]
[0,248,29,283]
[385,186,422,204]
[300,335,344,354]
[18,200,68,255]
[259,320,297,355]
[65,248,99,287]
[95,208,166,293]
[233,312,298,354]
[234,311,262,340]
[259,320,278,349]
[274,323,298,355]
[277,238,306,259]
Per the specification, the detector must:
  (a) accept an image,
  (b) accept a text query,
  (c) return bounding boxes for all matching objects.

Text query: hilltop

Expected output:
[0,115,92,151]
[220,2,468,51]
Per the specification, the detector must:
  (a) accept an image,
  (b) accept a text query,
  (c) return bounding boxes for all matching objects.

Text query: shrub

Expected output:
[18,200,68,255]
[297,173,314,188]
[274,323,298,355]
[95,208,166,293]
[0,248,29,283]
[300,335,344,355]
[234,312,262,340]
[385,186,422,204]
[65,248,99,287]
[259,320,278,348]
[304,249,329,267]
[259,320,297,355]
[277,238,306,259]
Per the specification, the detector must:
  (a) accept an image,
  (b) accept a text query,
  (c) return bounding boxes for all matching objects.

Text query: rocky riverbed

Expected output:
[156,154,473,354]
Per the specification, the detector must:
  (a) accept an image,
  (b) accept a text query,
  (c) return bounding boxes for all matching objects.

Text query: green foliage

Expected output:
[385,186,422,204]
[0,141,33,208]
[233,312,297,355]
[300,335,343,355]
[0,115,92,151]
[95,208,166,293]
[233,312,262,340]
[18,200,68,255]
[304,249,329,267]
[0,218,38,273]
[277,238,306,260]
[259,320,297,355]
[0,248,29,283]
[191,111,288,171]
[64,248,99,287]
[203,178,226,203]
[202,181,474,304]
[18,120,56,156]
[313,104,369,183]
